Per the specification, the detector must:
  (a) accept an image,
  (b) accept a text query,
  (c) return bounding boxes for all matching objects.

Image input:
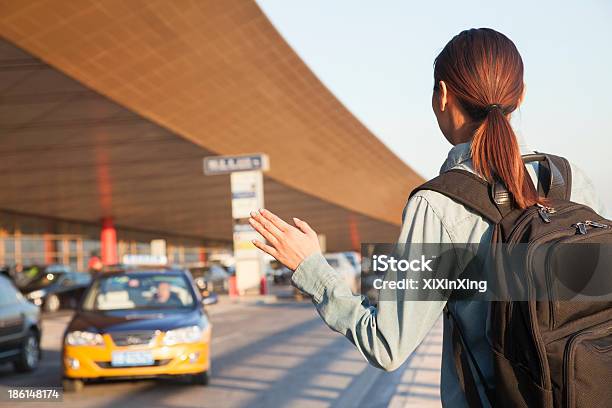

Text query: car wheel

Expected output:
[13,330,40,373]
[191,370,210,386]
[44,294,60,313]
[62,378,84,393]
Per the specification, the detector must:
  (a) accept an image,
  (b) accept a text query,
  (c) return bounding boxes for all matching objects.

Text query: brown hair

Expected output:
[434,28,541,209]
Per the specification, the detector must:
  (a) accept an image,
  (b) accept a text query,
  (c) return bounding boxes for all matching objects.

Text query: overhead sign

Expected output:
[231,171,264,219]
[203,153,269,175]
[122,254,168,266]
[233,223,260,258]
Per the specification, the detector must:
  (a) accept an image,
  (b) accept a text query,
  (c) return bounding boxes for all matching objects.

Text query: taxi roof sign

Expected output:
[203,153,269,175]
[122,254,168,266]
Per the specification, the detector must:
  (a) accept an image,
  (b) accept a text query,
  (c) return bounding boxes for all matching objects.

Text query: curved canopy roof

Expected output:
[0,1,423,250]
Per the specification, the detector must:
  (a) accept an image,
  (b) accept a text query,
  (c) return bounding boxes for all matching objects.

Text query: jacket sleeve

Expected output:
[291,194,454,371]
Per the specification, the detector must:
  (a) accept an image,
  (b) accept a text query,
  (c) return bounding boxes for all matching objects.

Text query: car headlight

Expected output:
[65,331,104,346]
[27,290,45,299]
[162,325,203,346]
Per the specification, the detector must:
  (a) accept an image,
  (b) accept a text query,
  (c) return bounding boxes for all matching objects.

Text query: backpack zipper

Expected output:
[572,220,609,235]
[585,220,609,229]
[572,222,588,235]
[542,227,581,330]
[507,204,582,246]
[522,228,578,387]
[563,329,584,407]
[536,203,557,223]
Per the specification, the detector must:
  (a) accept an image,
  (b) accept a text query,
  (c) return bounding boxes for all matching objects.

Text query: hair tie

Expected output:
[485,104,502,113]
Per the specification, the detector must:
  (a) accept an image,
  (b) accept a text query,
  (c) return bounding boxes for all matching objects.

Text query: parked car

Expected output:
[189,264,229,294]
[267,260,292,285]
[20,269,91,312]
[62,267,212,392]
[0,265,11,279]
[324,253,361,294]
[13,264,46,288]
[0,274,41,373]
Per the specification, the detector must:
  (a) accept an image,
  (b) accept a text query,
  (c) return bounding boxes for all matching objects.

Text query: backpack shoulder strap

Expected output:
[409,154,574,224]
[411,170,499,406]
[408,169,503,224]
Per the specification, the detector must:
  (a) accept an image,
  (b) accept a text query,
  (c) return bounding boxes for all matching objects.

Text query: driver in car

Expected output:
[152,281,182,306]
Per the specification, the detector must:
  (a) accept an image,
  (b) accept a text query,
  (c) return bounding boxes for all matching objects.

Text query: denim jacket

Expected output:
[291,141,605,407]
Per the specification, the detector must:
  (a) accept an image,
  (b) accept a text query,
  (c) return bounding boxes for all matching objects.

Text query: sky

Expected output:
[257,0,612,213]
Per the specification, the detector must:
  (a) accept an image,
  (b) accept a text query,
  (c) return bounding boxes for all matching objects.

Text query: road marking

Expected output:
[331,363,386,408]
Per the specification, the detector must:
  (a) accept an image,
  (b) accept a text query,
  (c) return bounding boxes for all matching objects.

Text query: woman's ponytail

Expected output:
[434,28,541,209]
[471,106,540,208]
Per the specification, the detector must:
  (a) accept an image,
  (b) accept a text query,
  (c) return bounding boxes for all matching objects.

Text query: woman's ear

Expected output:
[438,80,448,112]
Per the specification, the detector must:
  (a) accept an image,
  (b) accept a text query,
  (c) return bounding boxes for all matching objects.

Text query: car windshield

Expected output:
[82,273,196,311]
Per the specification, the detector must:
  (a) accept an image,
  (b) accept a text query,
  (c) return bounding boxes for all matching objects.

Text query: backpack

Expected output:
[409,153,612,408]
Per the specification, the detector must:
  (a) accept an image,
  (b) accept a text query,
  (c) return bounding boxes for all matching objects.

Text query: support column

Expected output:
[43,233,55,265]
[231,170,265,295]
[14,227,22,268]
[100,217,117,265]
[0,228,6,266]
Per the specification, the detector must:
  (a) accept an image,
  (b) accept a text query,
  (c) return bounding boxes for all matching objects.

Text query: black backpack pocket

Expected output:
[563,319,612,407]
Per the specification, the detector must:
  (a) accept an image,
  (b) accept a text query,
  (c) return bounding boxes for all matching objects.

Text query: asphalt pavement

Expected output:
[0,295,442,408]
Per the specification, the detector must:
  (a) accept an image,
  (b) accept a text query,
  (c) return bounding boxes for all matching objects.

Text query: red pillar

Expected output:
[229,276,238,297]
[43,233,55,265]
[259,275,268,295]
[101,217,117,265]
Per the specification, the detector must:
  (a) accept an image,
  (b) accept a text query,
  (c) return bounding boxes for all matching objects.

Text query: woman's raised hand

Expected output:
[248,209,321,271]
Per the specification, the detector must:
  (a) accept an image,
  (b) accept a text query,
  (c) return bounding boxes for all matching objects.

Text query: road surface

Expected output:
[0,298,442,408]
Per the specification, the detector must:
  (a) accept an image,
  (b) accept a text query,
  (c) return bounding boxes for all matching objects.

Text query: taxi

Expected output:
[61,263,212,392]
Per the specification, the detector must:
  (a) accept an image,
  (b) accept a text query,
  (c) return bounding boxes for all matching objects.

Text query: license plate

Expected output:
[111,351,154,367]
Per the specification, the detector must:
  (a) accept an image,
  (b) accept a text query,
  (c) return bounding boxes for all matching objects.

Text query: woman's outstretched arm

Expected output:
[249,195,453,371]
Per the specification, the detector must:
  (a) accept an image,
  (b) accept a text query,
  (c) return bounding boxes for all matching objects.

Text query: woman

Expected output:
[248,28,604,407]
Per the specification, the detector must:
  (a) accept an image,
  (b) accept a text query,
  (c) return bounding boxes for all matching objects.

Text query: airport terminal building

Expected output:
[0,1,422,271]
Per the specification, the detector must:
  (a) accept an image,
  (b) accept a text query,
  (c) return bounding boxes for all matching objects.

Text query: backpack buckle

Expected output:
[490,180,512,215]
